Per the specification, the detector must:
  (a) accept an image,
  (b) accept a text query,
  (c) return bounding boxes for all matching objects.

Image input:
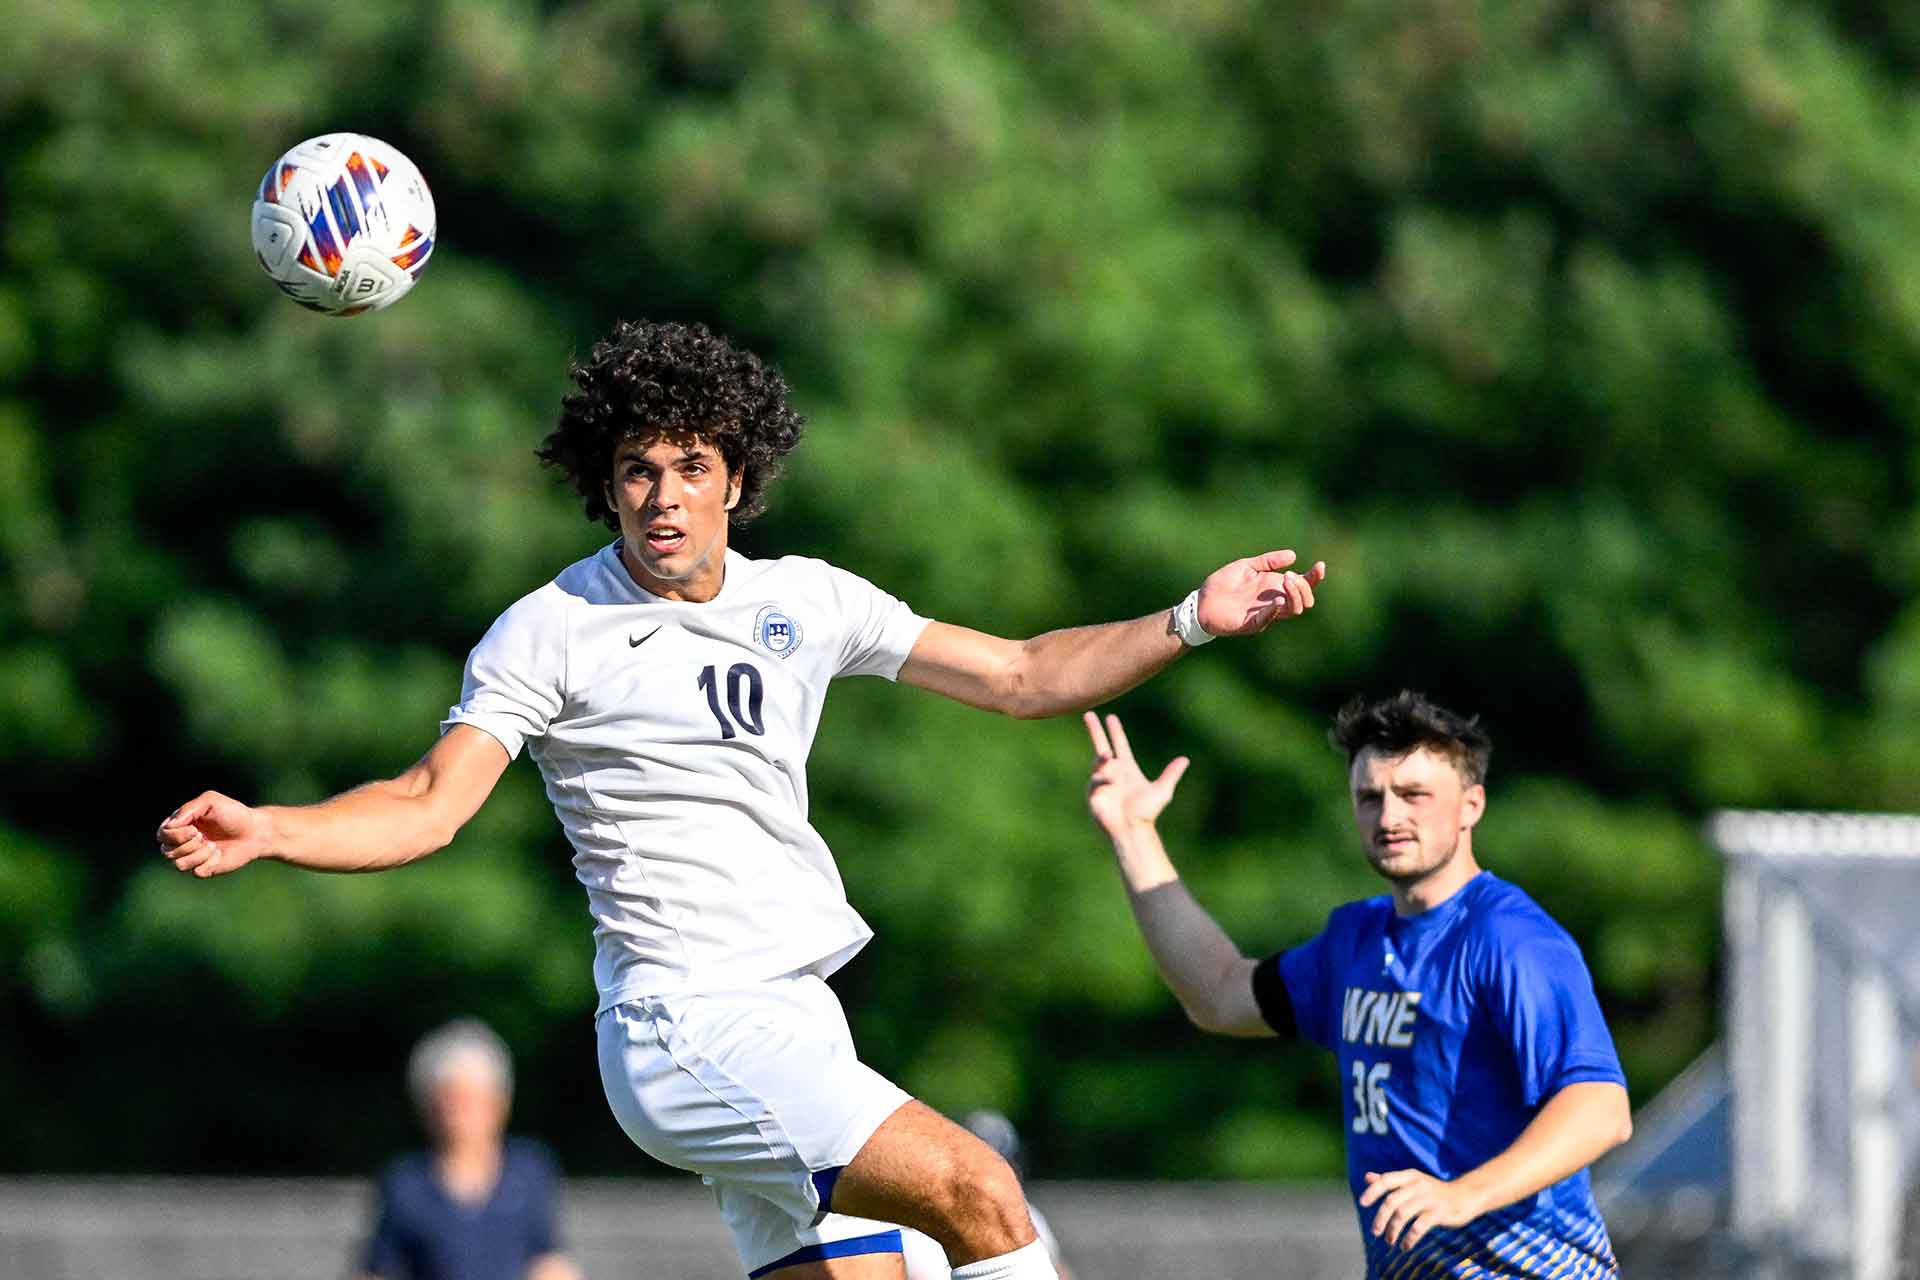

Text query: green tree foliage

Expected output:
[2,0,1915,1177]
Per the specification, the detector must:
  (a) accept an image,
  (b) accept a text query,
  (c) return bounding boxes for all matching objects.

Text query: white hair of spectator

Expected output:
[407,1018,514,1114]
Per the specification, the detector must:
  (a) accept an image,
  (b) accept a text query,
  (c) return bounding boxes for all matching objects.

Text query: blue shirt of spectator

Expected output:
[362,1137,563,1280]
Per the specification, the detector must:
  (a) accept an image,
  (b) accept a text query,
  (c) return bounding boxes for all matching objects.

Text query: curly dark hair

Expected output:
[1329,691,1492,785]
[537,320,806,529]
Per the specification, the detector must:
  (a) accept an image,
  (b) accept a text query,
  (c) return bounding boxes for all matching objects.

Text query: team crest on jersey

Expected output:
[753,605,803,658]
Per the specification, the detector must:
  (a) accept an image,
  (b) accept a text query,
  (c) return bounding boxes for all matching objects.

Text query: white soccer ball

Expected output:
[250,132,436,315]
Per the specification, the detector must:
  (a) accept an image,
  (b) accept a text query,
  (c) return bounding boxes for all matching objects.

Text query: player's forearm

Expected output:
[260,775,457,872]
[1003,610,1185,719]
[1451,1082,1633,1217]
[1106,820,1253,1033]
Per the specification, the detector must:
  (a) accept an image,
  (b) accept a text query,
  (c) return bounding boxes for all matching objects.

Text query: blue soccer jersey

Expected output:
[1255,871,1626,1279]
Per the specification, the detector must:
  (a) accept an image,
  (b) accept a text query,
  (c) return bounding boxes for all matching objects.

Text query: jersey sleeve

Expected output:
[821,564,931,680]
[1485,922,1627,1107]
[1258,926,1337,1048]
[440,588,567,759]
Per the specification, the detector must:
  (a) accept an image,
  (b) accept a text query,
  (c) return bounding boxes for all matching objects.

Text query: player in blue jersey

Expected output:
[1081,691,1632,1278]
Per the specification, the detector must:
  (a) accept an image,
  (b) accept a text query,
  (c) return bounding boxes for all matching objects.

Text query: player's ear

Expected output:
[724,468,742,512]
[1459,782,1487,831]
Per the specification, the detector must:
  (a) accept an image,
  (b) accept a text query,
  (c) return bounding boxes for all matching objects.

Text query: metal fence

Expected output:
[0,1176,1732,1278]
[0,1178,1367,1279]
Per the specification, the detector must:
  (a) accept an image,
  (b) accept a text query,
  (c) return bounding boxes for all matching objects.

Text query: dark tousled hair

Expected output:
[537,320,806,529]
[1329,691,1492,785]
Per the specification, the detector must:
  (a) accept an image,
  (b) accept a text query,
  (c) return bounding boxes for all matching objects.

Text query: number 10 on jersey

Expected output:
[698,663,765,739]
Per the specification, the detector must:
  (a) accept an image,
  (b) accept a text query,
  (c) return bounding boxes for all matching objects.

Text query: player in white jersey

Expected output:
[156,320,1325,1280]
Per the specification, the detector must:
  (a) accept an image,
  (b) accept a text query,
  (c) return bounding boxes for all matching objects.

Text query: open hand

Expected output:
[1195,550,1326,637]
[1083,712,1188,836]
[156,791,270,878]
[1358,1169,1484,1251]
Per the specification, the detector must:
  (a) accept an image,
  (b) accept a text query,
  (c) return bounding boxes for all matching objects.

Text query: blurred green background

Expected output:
[3,0,1917,1181]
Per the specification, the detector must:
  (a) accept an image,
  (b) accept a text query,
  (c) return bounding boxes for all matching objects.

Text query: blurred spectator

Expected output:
[356,1019,581,1280]
[900,1110,1075,1280]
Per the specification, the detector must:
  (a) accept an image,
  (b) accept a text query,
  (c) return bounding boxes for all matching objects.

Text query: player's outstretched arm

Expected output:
[1358,1081,1633,1251]
[155,724,511,878]
[898,549,1325,719]
[1083,712,1274,1038]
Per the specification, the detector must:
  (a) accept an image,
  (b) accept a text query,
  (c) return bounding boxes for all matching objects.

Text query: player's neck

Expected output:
[1390,842,1482,917]
[619,539,728,603]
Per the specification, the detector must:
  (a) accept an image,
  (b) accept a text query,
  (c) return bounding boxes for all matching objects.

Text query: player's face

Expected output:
[608,433,741,602]
[1349,746,1485,887]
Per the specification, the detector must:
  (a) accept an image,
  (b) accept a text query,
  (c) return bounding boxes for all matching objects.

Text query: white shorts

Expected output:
[596,971,913,1276]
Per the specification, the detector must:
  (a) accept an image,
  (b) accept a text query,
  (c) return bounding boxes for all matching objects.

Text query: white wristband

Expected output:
[1172,589,1214,647]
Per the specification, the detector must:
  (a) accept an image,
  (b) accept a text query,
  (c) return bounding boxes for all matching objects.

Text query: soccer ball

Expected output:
[250,133,436,315]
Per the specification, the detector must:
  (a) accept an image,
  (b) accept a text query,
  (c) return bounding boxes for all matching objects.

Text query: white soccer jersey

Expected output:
[442,543,930,1010]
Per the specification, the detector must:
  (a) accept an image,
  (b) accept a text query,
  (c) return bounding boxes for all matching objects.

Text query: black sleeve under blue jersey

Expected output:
[1250,951,1298,1038]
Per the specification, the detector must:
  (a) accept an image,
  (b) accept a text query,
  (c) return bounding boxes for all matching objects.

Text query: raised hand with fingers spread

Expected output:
[1078,711,1273,1039]
[1083,712,1190,836]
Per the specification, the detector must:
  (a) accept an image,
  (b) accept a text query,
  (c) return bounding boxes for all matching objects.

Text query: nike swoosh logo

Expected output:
[629,626,663,648]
